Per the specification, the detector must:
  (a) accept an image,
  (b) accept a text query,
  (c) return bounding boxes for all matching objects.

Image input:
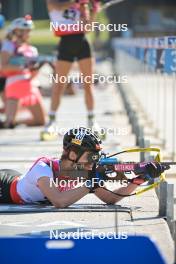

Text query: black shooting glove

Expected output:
[132,162,167,185]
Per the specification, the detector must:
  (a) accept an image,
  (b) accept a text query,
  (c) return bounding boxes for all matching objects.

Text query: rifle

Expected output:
[60,158,173,181]
[9,55,56,70]
[59,148,175,197]
[98,158,172,174]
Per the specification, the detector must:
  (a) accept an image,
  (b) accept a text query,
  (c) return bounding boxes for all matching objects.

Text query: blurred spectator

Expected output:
[0,15,46,128]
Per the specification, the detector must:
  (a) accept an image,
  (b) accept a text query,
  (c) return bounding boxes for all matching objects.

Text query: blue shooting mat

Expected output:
[0,236,166,264]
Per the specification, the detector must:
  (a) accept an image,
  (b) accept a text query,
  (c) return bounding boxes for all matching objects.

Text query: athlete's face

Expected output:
[78,152,94,170]
[69,151,94,170]
[14,29,31,41]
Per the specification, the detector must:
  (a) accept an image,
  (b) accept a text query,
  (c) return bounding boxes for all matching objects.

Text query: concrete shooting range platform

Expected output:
[0,61,174,264]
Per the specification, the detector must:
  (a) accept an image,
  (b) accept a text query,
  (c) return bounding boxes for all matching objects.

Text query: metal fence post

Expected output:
[166,184,174,236]
[139,138,150,162]
[158,181,167,218]
[174,221,176,264]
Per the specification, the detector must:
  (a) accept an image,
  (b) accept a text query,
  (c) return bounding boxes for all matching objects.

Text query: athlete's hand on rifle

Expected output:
[132,162,167,185]
[85,164,104,192]
[144,162,166,178]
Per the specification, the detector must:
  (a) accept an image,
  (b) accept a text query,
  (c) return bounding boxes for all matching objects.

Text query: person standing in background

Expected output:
[42,0,100,139]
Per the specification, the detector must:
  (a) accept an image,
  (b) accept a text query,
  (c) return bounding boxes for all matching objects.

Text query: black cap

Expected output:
[63,127,102,152]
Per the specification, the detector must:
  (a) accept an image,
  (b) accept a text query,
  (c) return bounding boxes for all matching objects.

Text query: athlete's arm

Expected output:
[88,1,100,23]
[81,4,99,33]
[46,0,75,11]
[94,183,138,204]
[1,51,23,72]
[38,176,89,208]
[80,3,90,21]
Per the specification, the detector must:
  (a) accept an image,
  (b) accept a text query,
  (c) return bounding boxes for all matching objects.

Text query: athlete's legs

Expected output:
[5,99,19,127]
[78,57,94,111]
[0,169,21,203]
[21,102,46,126]
[78,57,95,127]
[48,60,72,123]
[1,91,5,104]
[5,99,46,127]
[28,102,46,126]
[46,60,72,129]
[0,92,5,113]
[0,78,6,108]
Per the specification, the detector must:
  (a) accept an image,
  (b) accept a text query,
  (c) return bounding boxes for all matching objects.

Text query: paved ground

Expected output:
[0,61,174,263]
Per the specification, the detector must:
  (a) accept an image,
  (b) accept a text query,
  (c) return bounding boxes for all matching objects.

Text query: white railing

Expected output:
[112,36,176,160]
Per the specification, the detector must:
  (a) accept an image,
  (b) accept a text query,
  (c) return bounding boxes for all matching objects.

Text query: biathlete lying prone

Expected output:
[0,127,164,207]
